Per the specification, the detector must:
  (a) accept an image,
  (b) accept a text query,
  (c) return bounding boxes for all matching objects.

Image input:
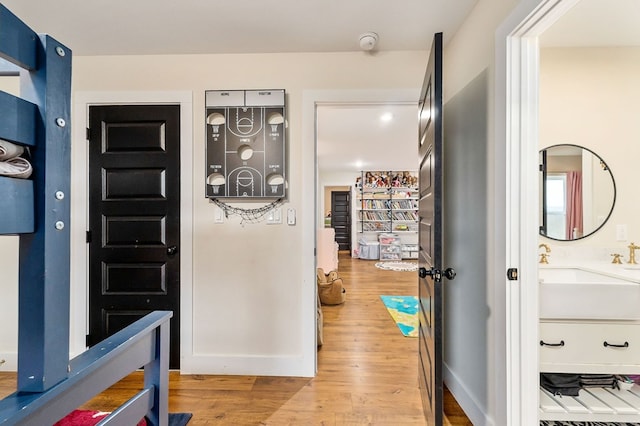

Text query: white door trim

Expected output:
[302,89,420,372]
[496,0,580,424]
[70,91,194,369]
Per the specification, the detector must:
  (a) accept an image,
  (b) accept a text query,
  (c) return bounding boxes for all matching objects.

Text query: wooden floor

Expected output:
[0,252,471,425]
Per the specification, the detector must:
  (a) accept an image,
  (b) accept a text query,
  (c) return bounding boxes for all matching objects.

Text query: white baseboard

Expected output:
[180,354,315,377]
[444,363,494,426]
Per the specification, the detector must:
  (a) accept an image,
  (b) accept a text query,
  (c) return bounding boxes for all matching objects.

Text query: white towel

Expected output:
[0,139,24,161]
[0,157,32,179]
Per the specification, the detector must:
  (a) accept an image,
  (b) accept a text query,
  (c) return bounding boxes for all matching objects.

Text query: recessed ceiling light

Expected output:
[380,112,393,122]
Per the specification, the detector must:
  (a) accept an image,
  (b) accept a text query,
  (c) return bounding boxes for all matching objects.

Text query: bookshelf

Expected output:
[353,171,418,260]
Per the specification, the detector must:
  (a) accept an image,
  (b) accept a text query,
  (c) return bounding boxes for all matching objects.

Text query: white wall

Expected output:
[0,51,427,375]
[0,76,23,370]
[539,47,640,255]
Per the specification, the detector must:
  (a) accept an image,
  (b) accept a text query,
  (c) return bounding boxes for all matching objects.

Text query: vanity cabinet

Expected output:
[540,320,640,374]
[539,319,640,422]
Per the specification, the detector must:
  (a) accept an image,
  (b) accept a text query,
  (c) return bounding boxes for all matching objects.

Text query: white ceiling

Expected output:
[0,0,477,175]
[317,104,418,173]
[0,0,477,56]
[540,0,640,47]
[316,0,640,175]
[4,0,637,175]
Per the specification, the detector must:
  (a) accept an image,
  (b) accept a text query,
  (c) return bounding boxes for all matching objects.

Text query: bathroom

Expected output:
[537,1,640,420]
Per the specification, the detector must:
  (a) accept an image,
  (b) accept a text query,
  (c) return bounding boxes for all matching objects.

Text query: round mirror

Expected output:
[539,144,616,241]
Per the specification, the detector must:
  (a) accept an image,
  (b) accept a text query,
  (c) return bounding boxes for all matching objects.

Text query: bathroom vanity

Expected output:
[539,265,640,422]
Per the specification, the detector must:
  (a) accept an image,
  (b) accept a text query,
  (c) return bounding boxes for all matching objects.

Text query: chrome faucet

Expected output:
[539,243,551,264]
[628,242,640,265]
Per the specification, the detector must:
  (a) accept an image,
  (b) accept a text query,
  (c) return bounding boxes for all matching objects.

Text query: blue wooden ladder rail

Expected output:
[0,311,172,425]
[0,4,171,425]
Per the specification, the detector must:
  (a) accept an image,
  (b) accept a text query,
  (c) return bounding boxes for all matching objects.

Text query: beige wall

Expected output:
[540,47,640,249]
[548,154,581,172]
[0,76,22,366]
[0,51,427,374]
[0,2,535,422]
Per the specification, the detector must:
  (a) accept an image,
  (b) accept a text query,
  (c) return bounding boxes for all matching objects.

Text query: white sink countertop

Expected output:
[539,263,640,320]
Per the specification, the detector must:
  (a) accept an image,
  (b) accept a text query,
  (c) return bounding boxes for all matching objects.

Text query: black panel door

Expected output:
[331,191,351,251]
[88,105,181,369]
[417,33,448,424]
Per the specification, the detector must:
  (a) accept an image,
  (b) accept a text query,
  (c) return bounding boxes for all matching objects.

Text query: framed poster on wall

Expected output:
[205,89,286,199]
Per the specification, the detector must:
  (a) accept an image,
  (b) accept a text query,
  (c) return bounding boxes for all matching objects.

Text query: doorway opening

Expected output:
[316,101,418,258]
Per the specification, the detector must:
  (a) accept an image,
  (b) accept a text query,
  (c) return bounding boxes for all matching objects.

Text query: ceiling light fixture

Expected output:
[359,32,378,51]
[380,112,393,122]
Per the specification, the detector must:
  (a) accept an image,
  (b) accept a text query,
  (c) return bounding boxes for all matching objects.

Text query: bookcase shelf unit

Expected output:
[352,171,419,260]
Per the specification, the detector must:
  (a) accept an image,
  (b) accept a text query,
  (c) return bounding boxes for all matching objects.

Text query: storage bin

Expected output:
[358,240,380,260]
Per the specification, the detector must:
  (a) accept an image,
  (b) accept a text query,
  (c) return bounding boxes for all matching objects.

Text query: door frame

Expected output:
[303,89,419,365]
[496,0,580,423]
[71,91,194,369]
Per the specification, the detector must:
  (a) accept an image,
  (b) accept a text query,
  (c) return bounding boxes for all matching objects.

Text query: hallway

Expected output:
[317,251,471,425]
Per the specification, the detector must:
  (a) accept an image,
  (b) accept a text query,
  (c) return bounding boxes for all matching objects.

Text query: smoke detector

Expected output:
[359,32,378,51]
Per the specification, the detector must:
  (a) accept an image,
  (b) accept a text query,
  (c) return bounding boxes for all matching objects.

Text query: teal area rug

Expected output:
[380,295,419,337]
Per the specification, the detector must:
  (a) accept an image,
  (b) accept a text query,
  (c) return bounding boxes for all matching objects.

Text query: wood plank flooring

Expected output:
[0,251,471,425]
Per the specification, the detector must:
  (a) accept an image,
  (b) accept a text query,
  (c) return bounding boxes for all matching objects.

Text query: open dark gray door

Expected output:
[417,32,456,424]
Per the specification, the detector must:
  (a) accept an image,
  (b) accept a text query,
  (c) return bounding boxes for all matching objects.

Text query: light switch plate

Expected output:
[287,208,296,225]
[617,224,628,241]
[214,205,224,223]
[267,207,282,224]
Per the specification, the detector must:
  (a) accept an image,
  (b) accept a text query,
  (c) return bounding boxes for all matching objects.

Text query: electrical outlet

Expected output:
[617,224,628,241]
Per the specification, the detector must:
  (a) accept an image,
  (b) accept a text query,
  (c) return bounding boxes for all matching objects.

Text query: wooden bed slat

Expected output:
[0,5,37,70]
[0,177,33,234]
[0,91,37,147]
[0,311,171,425]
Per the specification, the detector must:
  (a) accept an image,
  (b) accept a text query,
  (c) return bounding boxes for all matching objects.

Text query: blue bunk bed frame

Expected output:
[0,4,171,425]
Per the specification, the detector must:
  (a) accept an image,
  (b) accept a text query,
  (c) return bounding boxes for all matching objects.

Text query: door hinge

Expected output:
[86,127,90,140]
[539,163,546,172]
[86,230,92,243]
[507,268,518,281]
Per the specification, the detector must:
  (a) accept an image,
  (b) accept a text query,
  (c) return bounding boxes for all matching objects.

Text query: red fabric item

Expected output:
[55,409,146,426]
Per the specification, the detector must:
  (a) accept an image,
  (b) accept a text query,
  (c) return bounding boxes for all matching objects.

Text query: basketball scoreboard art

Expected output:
[205,89,286,199]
